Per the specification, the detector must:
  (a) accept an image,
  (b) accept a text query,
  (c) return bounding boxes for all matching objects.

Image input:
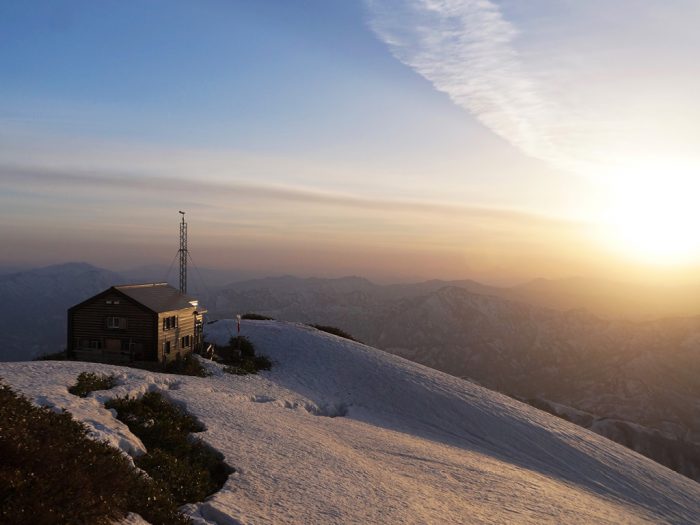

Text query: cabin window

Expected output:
[163,341,171,355]
[181,335,191,348]
[162,316,178,331]
[89,340,102,349]
[106,316,126,329]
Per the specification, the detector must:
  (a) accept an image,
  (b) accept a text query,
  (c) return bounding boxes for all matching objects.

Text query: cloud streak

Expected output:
[366,0,700,177]
[0,162,582,228]
[367,0,566,167]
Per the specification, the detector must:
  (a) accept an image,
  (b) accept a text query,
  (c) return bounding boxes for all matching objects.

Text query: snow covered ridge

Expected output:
[209,280,700,448]
[2,321,699,524]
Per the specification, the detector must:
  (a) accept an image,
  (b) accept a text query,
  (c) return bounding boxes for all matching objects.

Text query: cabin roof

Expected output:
[113,283,197,313]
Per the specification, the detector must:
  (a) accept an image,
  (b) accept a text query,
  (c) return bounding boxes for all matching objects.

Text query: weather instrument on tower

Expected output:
[178,211,187,294]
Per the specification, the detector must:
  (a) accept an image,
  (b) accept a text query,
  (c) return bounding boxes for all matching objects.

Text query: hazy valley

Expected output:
[2,262,700,485]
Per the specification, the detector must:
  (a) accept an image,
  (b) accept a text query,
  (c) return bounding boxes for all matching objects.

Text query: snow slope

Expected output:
[210,280,700,449]
[1,320,699,524]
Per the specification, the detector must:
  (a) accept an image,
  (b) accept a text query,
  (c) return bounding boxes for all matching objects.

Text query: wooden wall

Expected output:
[157,309,197,363]
[69,291,156,362]
[68,289,200,364]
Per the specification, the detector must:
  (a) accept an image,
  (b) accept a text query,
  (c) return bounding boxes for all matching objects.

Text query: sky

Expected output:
[1,0,699,284]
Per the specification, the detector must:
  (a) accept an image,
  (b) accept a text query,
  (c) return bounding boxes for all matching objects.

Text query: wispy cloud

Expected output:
[366,0,700,176]
[367,0,566,168]
[0,162,581,228]
[0,161,596,281]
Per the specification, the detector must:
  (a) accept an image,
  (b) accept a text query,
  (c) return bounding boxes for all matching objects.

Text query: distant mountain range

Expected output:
[2,262,699,482]
[205,274,700,482]
[0,262,247,361]
[0,263,122,361]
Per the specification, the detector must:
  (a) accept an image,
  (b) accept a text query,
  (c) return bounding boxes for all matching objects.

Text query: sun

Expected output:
[604,161,700,265]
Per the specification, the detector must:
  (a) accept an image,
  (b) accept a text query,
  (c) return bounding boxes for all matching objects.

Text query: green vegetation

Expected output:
[241,313,275,321]
[223,355,272,375]
[126,354,210,378]
[216,336,272,375]
[0,383,189,525]
[68,372,117,398]
[36,348,208,378]
[106,392,231,506]
[227,336,256,358]
[163,354,210,377]
[310,324,359,342]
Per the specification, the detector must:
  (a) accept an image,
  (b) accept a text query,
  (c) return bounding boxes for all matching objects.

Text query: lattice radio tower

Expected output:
[178,211,188,294]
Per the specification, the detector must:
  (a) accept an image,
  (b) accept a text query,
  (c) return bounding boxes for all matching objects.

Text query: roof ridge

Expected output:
[115,282,169,289]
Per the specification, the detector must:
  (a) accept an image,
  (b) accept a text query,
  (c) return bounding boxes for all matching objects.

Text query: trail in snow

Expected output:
[1,320,699,524]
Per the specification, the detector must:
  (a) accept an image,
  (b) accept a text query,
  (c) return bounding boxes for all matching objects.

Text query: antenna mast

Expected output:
[178,211,187,294]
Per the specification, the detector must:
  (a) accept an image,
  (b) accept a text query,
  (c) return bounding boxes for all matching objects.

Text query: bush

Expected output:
[106,392,231,507]
[106,392,203,452]
[163,354,210,378]
[310,324,359,342]
[241,313,274,321]
[222,365,249,376]
[253,355,272,371]
[217,337,272,375]
[0,383,188,525]
[129,354,210,378]
[68,372,117,398]
[136,448,219,504]
[228,336,256,358]
[222,356,264,376]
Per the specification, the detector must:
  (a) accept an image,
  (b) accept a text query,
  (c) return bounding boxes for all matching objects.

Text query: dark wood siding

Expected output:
[69,291,156,362]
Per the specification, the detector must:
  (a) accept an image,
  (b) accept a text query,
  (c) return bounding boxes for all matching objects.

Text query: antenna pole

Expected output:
[178,211,187,294]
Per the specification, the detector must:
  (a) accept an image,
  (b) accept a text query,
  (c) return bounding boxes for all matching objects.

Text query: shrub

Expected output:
[68,372,117,398]
[0,383,188,525]
[222,358,271,376]
[136,448,219,504]
[228,336,256,358]
[241,313,274,321]
[310,324,359,342]
[163,354,210,378]
[106,392,231,507]
[106,392,203,452]
[217,337,272,375]
[129,354,210,378]
[222,365,249,375]
[253,355,272,371]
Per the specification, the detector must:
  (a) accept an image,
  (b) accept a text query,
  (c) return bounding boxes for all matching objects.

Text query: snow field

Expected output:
[1,320,699,524]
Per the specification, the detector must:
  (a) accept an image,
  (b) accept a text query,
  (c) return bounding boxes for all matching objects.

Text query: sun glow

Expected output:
[604,161,700,265]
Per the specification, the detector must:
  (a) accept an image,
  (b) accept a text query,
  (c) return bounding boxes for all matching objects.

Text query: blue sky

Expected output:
[2,1,699,283]
[2,1,480,156]
[2,2,389,145]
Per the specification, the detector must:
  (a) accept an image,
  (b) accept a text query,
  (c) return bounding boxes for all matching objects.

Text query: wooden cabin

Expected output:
[67,283,205,364]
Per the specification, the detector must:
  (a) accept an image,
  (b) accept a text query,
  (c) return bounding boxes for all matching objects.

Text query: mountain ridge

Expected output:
[1,320,699,523]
